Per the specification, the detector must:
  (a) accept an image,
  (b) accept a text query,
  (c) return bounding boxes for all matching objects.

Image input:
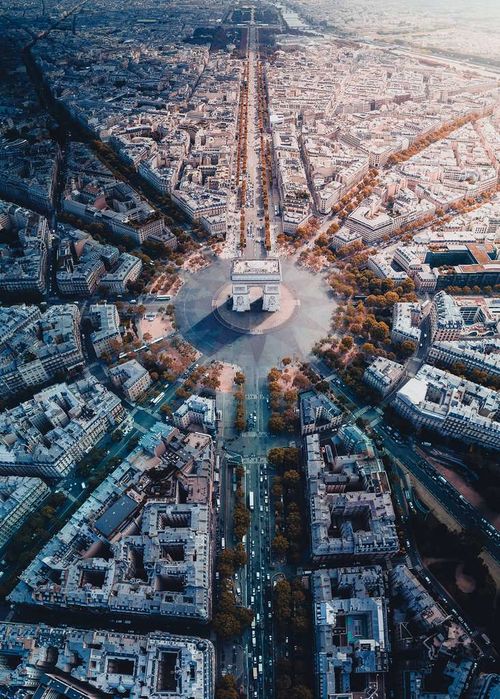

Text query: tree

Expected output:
[340,335,354,350]
[272,476,284,498]
[272,533,289,555]
[269,414,285,434]
[283,470,301,488]
[215,675,239,699]
[290,686,314,699]
[400,340,417,357]
[233,543,248,568]
[274,578,292,622]
[213,612,241,638]
[234,371,246,385]
[234,415,245,432]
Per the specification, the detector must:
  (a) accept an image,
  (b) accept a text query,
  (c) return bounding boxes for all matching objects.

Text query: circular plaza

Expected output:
[175,257,335,372]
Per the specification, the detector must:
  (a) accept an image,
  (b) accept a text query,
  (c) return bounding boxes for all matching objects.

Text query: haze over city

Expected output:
[0,0,499,698]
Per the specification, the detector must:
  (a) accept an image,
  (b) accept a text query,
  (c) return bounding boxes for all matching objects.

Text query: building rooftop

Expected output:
[9,423,214,622]
[0,622,214,699]
[312,565,389,699]
[231,258,281,280]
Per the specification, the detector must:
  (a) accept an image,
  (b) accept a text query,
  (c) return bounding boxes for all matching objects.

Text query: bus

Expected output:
[151,392,165,405]
[249,491,254,510]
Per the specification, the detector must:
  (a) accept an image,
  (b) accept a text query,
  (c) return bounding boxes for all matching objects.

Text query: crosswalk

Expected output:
[351,406,371,420]
[243,456,268,464]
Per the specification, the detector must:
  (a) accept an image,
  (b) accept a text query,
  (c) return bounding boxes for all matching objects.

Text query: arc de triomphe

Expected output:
[231,258,282,312]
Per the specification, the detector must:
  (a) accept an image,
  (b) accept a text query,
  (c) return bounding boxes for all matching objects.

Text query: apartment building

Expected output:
[391,302,422,345]
[430,291,464,341]
[109,359,151,401]
[173,396,216,433]
[306,432,398,561]
[88,303,122,358]
[299,389,343,436]
[0,377,124,479]
[0,304,84,397]
[0,477,50,551]
[427,338,500,379]
[393,364,500,449]
[99,253,142,294]
[0,213,48,296]
[312,566,389,699]
[0,622,214,699]
[364,357,406,397]
[10,424,215,623]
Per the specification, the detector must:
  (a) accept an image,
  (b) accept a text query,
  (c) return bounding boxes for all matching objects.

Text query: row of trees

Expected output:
[269,447,307,564]
[267,365,306,434]
[212,543,253,639]
[91,138,189,232]
[329,168,379,222]
[316,268,420,391]
[257,59,272,251]
[59,211,136,251]
[386,110,485,166]
[273,578,314,699]
[0,490,68,597]
[234,371,246,432]
[236,62,249,249]
[175,360,221,400]
[441,283,500,297]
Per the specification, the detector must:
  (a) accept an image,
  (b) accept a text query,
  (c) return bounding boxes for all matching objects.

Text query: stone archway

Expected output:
[231,258,282,313]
